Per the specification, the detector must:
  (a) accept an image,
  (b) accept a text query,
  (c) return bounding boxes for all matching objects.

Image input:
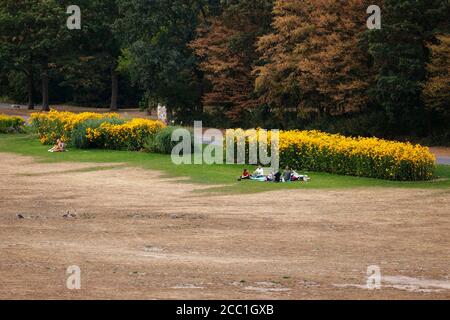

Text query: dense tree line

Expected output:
[0,0,449,141]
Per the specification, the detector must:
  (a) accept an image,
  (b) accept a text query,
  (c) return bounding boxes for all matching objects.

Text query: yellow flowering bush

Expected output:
[280,130,435,181]
[29,110,434,181]
[30,109,120,144]
[86,118,166,150]
[30,110,165,150]
[227,129,435,181]
[0,114,25,133]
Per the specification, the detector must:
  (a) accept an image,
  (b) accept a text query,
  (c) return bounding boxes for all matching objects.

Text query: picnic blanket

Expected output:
[250,175,266,182]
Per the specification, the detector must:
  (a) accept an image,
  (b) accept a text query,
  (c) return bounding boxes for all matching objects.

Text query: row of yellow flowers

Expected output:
[278,130,435,181]
[30,110,435,181]
[229,129,435,181]
[85,118,166,150]
[30,109,120,144]
[30,110,166,151]
[0,114,25,133]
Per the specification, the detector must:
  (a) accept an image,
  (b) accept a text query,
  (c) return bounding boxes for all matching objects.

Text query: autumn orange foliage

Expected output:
[255,0,372,118]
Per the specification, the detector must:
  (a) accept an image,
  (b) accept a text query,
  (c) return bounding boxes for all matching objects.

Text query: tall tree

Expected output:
[115,0,207,120]
[422,34,450,133]
[255,0,372,122]
[302,0,372,116]
[0,0,40,109]
[367,0,449,134]
[74,0,121,111]
[190,0,273,123]
[254,0,315,122]
[0,0,71,111]
[31,0,70,111]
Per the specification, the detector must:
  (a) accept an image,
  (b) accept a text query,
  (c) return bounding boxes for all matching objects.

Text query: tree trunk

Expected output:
[166,105,173,123]
[27,64,34,110]
[110,69,118,111]
[41,59,49,111]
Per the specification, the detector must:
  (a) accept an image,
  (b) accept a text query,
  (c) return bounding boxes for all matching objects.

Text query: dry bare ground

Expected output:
[0,153,449,300]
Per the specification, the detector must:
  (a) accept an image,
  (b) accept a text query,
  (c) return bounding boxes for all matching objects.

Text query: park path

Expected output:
[436,157,450,165]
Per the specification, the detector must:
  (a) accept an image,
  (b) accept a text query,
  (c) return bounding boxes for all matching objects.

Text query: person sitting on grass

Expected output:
[283,166,292,182]
[290,170,299,181]
[48,138,66,153]
[291,170,310,182]
[238,169,251,181]
[253,165,265,178]
[274,171,282,183]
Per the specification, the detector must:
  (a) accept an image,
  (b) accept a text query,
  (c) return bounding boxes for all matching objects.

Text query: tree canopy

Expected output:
[0,0,449,141]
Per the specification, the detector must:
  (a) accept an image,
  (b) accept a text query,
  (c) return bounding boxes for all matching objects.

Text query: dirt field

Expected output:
[0,153,449,300]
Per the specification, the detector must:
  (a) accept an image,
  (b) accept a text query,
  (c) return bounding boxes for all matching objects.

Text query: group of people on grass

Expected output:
[45,138,307,184]
[238,166,310,183]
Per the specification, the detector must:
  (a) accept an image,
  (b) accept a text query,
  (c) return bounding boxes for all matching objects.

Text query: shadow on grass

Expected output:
[15,164,125,177]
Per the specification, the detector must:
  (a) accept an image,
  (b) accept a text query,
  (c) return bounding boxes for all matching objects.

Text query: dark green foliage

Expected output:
[0,116,25,133]
[0,0,141,109]
[144,126,193,155]
[304,112,390,138]
[0,0,449,143]
[71,118,125,149]
[366,0,450,135]
[0,0,72,109]
[115,0,206,117]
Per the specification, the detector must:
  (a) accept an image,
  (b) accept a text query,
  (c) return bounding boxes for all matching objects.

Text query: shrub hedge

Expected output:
[86,118,166,151]
[71,118,125,149]
[28,110,435,181]
[226,129,436,181]
[0,114,25,133]
[31,110,166,151]
[30,109,120,144]
[144,126,194,154]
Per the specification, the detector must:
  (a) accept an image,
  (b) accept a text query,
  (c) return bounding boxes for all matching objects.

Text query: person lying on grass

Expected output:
[238,169,251,181]
[48,138,66,153]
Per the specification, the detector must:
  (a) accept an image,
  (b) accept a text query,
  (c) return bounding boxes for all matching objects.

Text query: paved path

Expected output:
[0,102,13,108]
[0,102,41,109]
[436,157,450,165]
